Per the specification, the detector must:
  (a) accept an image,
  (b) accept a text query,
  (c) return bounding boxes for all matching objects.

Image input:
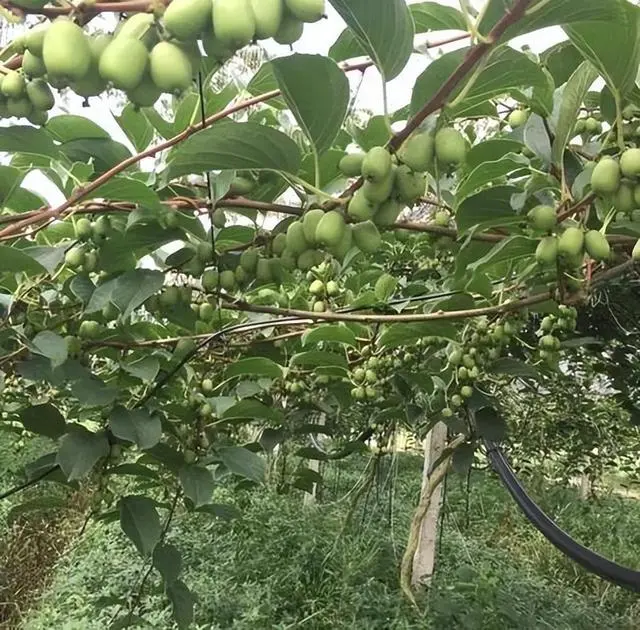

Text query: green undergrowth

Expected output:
[15,453,640,629]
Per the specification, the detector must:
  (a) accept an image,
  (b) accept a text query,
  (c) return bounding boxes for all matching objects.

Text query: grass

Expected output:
[7,451,639,630]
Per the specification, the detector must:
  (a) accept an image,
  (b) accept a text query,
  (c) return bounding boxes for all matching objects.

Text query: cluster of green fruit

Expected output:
[339,128,468,227]
[441,315,524,417]
[8,0,324,122]
[572,113,602,138]
[591,150,640,216]
[348,352,396,402]
[535,305,577,368]
[63,216,114,272]
[530,205,610,268]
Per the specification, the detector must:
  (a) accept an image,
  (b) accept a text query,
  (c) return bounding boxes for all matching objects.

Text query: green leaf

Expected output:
[31,331,67,367]
[378,321,458,349]
[0,126,57,158]
[410,2,467,32]
[23,246,66,274]
[489,357,540,381]
[354,115,393,152]
[166,579,195,630]
[302,324,357,347]
[6,496,69,526]
[411,47,550,118]
[328,0,414,80]
[272,54,349,155]
[0,245,46,275]
[552,62,600,169]
[224,357,283,380]
[328,29,365,64]
[196,503,241,521]
[290,350,348,369]
[98,269,165,319]
[247,64,287,109]
[179,465,214,508]
[541,41,585,88]
[109,406,162,450]
[121,356,160,382]
[523,114,552,165]
[222,399,284,424]
[465,139,523,172]
[19,403,66,439]
[60,138,133,175]
[119,495,162,557]
[45,115,110,143]
[0,165,25,206]
[456,154,527,204]
[153,543,182,584]
[565,4,640,97]
[217,446,266,483]
[117,103,154,152]
[474,406,508,441]
[469,236,537,273]
[455,186,520,234]
[87,176,162,210]
[57,426,110,481]
[166,121,301,180]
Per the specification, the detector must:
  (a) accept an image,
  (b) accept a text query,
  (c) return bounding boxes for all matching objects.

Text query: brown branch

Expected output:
[557,192,595,223]
[0,0,162,18]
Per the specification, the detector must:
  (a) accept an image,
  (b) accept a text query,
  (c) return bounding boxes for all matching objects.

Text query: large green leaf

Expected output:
[166,121,301,180]
[328,29,365,64]
[411,47,550,118]
[19,403,66,440]
[179,465,214,508]
[552,62,599,169]
[222,399,284,423]
[166,579,196,630]
[468,236,538,273]
[153,543,182,584]
[0,165,25,206]
[60,138,133,175]
[0,126,57,158]
[271,54,349,155]
[302,324,357,347]
[224,357,283,380]
[455,186,521,234]
[541,41,585,88]
[45,115,110,143]
[328,0,414,80]
[565,4,640,97]
[0,245,46,275]
[31,331,67,368]
[57,425,110,481]
[109,406,162,450]
[456,154,527,205]
[378,321,458,348]
[117,103,155,152]
[119,495,162,557]
[246,64,287,109]
[86,176,162,209]
[217,446,266,483]
[410,2,467,32]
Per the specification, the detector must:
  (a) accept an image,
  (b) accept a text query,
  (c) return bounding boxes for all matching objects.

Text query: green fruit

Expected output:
[229,176,255,195]
[250,0,283,38]
[315,211,345,247]
[235,265,249,285]
[309,279,324,295]
[202,30,235,60]
[574,119,586,135]
[620,148,640,178]
[312,300,326,313]
[240,249,258,272]
[302,208,325,245]
[149,42,192,94]
[528,205,556,232]
[584,117,601,134]
[201,378,214,394]
[256,257,272,282]
[70,35,111,97]
[202,269,219,291]
[395,165,426,203]
[27,109,48,126]
[272,232,287,256]
[374,199,404,227]
[100,37,149,90]
[65,335,82,357]
[590,157,621,195]
[26,79,54,110]
[535,236,558,265]
[398,132,434,172]
[220,269,237,291]
[434,128,467,166]
[558,226,584,258]
[329,224,353,260]
[22,51,46,78]
[126,72,161,107]
[115,14,159,48]
[273,13,304,44]
[352,220,381,254]
[348,189,378,222]
[374,273,396,301]
[213,0,256,48]
[286,221,309,255]
[633,185,640,209]
[280,249,296,270]
[584,230,610,261]
[65,246,86,268]
[297,250,316,271]
[7,97,31,118]
[615,182,636,214]
[208,209,226,230]
[93,216,111,237]
[174,338,197,358]
[197,241,214,262]
[43,19,91,82]
[199,301,215,321]
[160,286,180,307]
[362,146,392,183]
[164,0,212,40]
[633,238,640,261]
[460,385,473,399]
[433,211,449,226]
[1,71,25,98]
[326,280,339,296]
[24,23,48,56]
[284,0,324,22]
[78,320,101,340]
[507,109,528,128]
[339,153,365,177]
[362,170,395,203]
[75,218,93,240]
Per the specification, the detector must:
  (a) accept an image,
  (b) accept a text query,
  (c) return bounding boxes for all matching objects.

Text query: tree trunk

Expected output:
[303,414,325,506]
[411,421,447,588]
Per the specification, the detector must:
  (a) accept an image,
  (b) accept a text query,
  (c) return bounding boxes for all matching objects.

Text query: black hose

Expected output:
[484,438,640,592]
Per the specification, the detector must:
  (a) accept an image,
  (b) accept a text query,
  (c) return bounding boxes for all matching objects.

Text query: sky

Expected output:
[15,0,568,205]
